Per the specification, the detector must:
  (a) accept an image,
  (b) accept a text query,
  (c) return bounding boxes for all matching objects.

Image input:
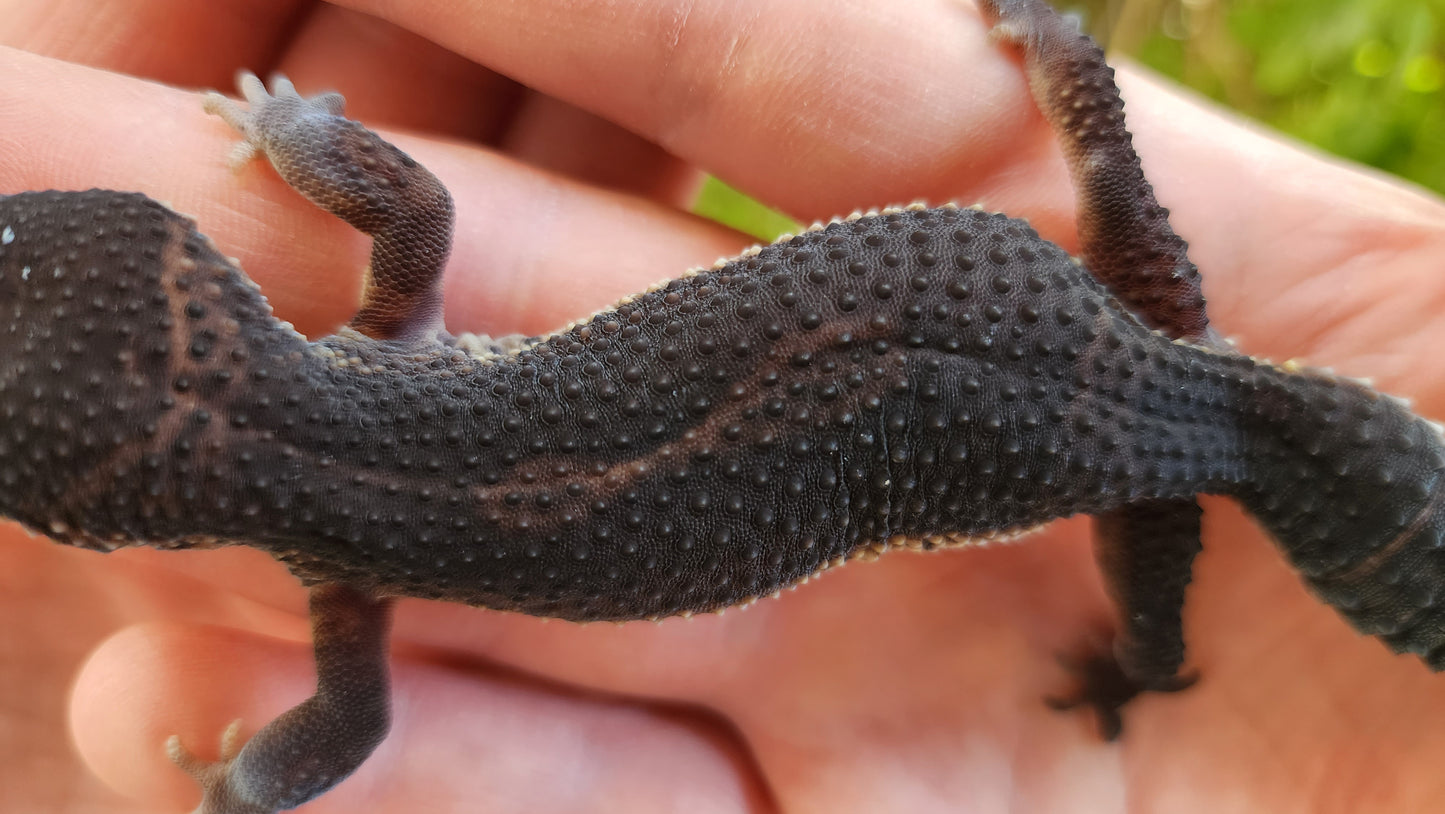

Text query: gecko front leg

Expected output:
[204,73,454,342]
[167,586,394,814]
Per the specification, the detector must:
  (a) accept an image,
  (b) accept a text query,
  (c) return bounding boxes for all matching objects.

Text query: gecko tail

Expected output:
[1232,363,1445,667]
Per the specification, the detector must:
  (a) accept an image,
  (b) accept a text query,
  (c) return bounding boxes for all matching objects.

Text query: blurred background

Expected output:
[698,0,1444,238]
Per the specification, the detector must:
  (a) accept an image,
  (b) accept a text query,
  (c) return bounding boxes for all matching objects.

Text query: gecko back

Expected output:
[0,189,310,552]
[3,188,1444,666]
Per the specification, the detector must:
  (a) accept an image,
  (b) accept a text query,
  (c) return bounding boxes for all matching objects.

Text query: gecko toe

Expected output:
[167,720,277,814]
[203,72,353,172]
[1046,650,1199,741]
[235,71,268,103]
[167,719,246,781]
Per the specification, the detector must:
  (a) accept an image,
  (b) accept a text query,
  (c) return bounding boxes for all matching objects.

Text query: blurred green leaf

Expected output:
[1086,0,1444,195]
[692,177,800,242]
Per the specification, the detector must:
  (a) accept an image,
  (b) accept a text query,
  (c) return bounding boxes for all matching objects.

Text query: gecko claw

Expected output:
[1046,651,1198,741]
[165,720,259,814]
[166,718,246,781]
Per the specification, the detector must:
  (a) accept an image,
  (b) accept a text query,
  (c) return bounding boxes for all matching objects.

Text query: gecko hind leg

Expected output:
[204,73,454,342]
[979,0,1216,737]
[1050,498,1204,739]
[978,0,1218,345]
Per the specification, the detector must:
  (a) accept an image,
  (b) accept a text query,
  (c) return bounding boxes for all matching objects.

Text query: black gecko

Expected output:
[1,0,1442,811]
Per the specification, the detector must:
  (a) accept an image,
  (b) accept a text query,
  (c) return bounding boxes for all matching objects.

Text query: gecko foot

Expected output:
[202,72,347,170]
[167,720,270,814]
[977,0,1078,49]
[1045,647,1198,741]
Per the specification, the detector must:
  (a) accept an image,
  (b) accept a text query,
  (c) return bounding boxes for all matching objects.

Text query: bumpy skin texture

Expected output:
[982,0,1209,341]
[981,0,1220,728]
[205,74,454,342]
[1238,367,1445,660]
[3,1,1445,812]
[0,187,1265,617]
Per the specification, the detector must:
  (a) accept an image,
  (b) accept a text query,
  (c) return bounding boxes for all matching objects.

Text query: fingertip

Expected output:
[69,622,313,810]
[68,617,768,812]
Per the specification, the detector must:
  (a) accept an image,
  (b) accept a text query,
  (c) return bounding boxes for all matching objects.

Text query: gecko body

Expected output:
[9,191,1437,627]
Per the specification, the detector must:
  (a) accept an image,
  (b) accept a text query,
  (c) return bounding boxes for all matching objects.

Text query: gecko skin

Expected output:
[5,0,1445,811]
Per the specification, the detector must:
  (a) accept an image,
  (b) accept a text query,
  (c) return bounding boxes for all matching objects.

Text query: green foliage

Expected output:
[692,177,801,242]
[1071,0,1445,194]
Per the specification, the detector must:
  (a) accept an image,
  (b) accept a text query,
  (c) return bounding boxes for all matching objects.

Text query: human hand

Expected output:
[2,0,1445,812]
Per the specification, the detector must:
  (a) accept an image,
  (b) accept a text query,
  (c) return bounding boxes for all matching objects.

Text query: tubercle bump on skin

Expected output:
[441,200,1003,366]
[638,522,1053,623]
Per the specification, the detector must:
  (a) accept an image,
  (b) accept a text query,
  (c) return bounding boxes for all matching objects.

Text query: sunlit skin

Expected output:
[2,0,1445,812]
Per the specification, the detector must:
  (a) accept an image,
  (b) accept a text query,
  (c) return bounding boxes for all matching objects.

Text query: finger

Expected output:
[0,0,702,207]
[0,529,148,813]
[334,0,1445,398]
[278,7,699,206]
[276,5,701,206]
[426,135,746,335]
[0,48,747,337]
[278,4,706,206]
[274,4,519,140]
[336,0,1071,229]
[72,623,771,813]
[0,529,310,812]
[0,0,306,87]
[500,93,701,203]
[0,47,365,334]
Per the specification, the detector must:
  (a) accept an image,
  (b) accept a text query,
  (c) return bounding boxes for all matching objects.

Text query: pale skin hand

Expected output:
[2,1,1445,812]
